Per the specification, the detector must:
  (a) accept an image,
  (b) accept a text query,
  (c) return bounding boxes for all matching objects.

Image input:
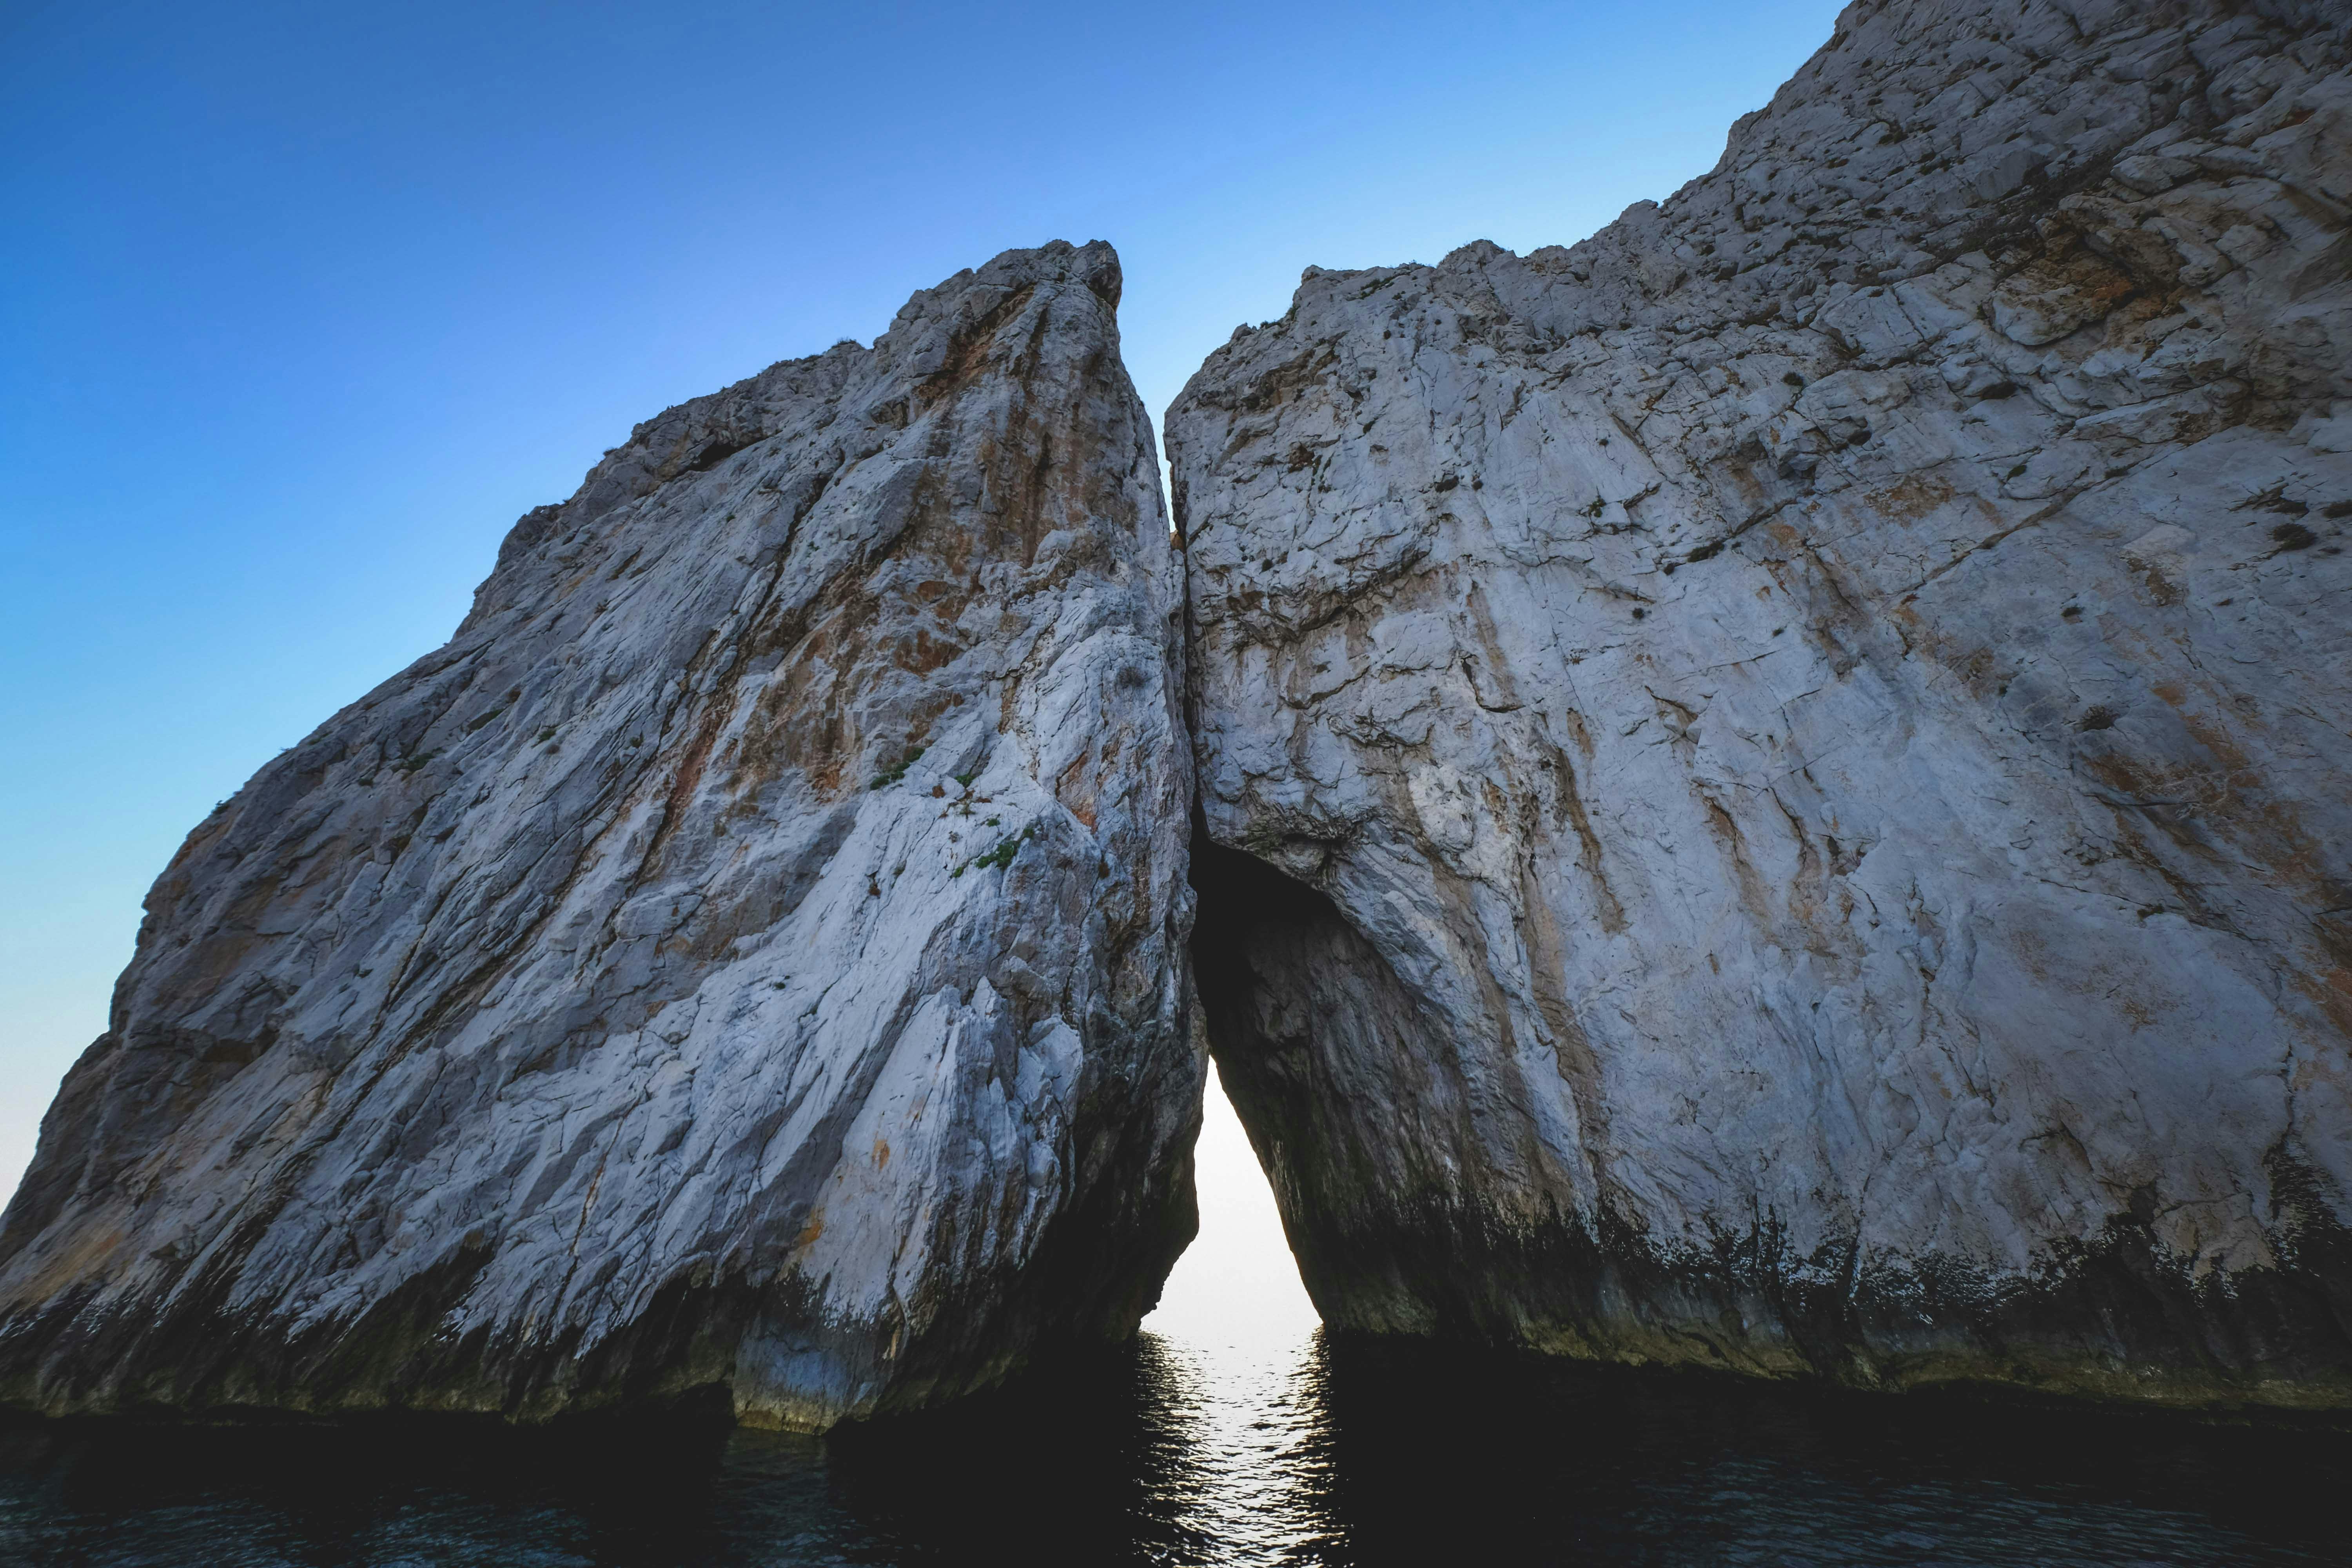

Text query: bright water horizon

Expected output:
[1143,1062,1324,1351]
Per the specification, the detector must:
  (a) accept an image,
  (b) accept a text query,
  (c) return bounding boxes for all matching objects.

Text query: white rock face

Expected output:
[0,241,1201,1429]
[1172,0,2352,1405]
[10,0,2352,1427]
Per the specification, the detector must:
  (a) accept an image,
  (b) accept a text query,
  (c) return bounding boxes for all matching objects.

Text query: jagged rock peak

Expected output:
[0,239,1202,1430]
[1172,0,2352,1407]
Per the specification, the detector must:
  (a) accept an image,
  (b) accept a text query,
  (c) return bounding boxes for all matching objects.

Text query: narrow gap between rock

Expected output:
[1141,1056,1318,1345]
[1142,830,1324,1345]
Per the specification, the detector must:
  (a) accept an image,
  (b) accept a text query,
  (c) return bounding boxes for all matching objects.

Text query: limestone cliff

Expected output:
[0,241,1200,1429]
[11,0,2352,1430]
[1171,0,2352,1406]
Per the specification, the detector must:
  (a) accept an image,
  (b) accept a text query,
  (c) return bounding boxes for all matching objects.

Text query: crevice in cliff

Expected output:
[1185,825,1327,1314]
[1185,819,1480,1334]
[1142,1049,1319,1338]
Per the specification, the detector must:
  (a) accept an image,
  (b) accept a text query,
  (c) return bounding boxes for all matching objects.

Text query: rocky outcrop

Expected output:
[1173,0,2352,1406]
[0,241,1200,1429]
[11,0,2352,1430]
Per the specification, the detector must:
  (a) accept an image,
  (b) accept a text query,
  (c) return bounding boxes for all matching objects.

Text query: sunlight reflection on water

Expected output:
[1132,1329,1334,1561]
[7,1325,2352,1564]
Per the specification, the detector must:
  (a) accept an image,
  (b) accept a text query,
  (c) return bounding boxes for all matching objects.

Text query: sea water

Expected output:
[4,1327,2348,1566]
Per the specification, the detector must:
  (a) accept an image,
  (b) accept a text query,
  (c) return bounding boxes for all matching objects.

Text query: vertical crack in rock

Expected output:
[0,240,1203,1431]
[1174,0,2352,1407]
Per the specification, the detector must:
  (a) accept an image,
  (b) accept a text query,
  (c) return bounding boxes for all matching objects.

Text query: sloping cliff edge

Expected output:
[0,241,1202,1430]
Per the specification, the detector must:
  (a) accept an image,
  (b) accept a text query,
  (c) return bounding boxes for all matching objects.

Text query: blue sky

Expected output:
[0,0,1844,1201]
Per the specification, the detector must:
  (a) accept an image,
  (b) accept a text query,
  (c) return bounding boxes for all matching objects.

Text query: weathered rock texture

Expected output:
[0,241,1200,1429]
[1174,0,2352,1406]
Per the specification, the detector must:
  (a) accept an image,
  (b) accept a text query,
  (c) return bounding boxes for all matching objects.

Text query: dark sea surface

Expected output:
[4,1327,2348,1566]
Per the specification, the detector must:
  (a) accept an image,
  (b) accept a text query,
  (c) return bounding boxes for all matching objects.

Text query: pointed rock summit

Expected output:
[0,241,1201,1428]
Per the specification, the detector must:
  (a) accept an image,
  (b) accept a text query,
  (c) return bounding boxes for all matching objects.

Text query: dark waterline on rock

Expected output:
[7,1330,2350,1566]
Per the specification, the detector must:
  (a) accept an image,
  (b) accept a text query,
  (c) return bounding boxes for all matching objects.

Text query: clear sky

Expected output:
[0,0,1845,1224]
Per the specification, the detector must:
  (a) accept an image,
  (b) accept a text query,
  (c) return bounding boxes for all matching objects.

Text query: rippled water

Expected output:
[5,1327,2349,1565]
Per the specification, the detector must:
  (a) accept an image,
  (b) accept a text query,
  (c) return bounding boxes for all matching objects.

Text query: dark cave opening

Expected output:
[1183,824,1475,1336]
[1181,825,1628,1348]
[1185,830,1334,1318]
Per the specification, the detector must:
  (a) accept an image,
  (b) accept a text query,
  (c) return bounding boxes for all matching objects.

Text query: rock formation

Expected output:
[11,0,2352,1428]
[0,241,1201,1429]
[1172,0,2352,1405]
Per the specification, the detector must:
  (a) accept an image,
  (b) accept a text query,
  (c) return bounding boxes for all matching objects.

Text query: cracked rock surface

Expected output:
[1172,0,2352,1406]
[11,0,2352,1430]
[0,241,1200,1430]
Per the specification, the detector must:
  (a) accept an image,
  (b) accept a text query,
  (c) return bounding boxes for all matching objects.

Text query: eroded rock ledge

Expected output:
[0,241,1200,1430]
[1171,0,2352,1406]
